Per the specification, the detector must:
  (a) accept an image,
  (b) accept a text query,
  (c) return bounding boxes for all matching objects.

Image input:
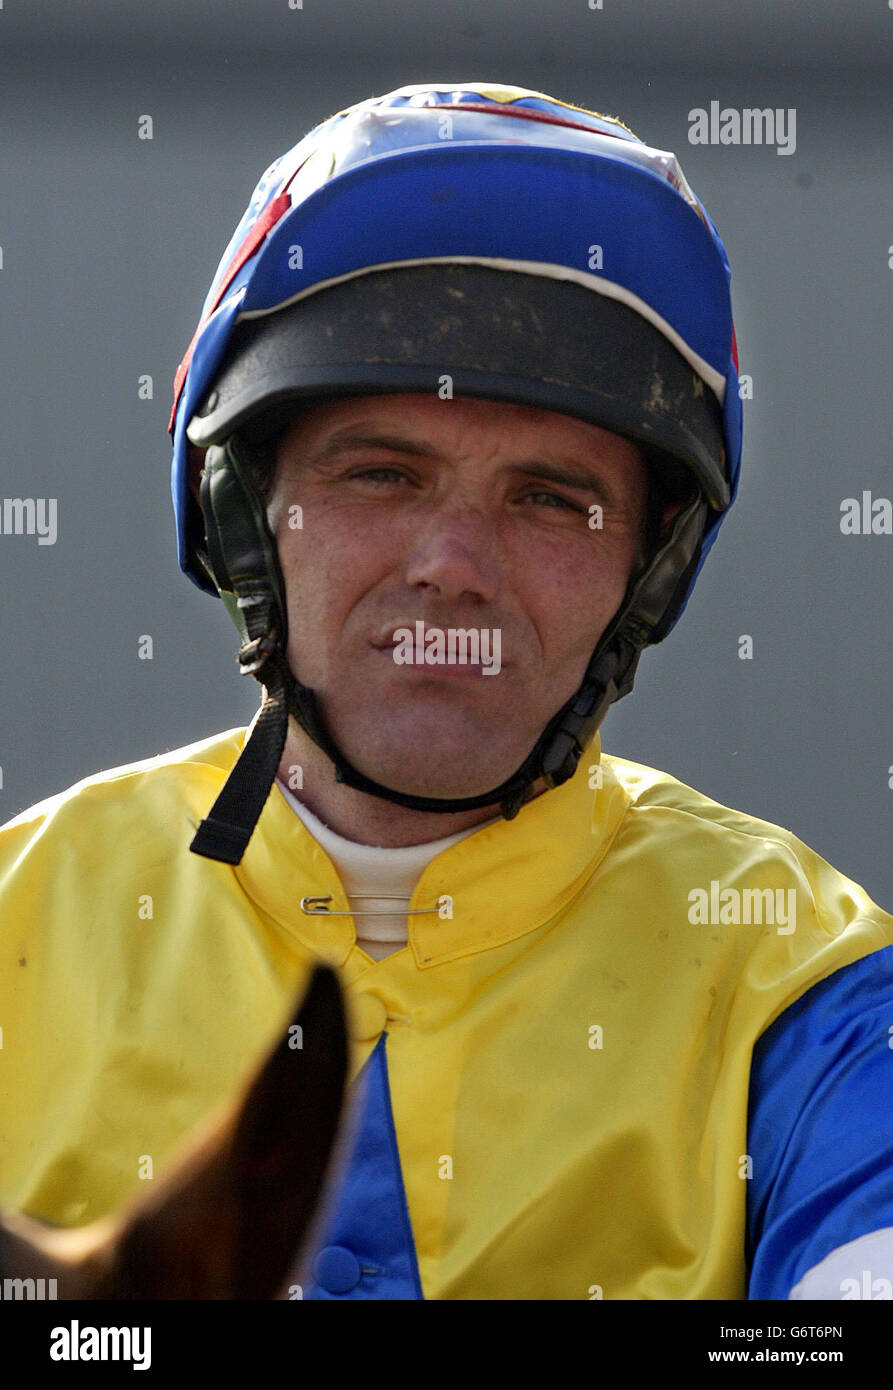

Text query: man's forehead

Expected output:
[276,393,645,462]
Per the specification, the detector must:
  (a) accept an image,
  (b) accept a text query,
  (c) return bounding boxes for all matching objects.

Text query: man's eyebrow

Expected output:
[316,431,441,460]
[506,460,616,504]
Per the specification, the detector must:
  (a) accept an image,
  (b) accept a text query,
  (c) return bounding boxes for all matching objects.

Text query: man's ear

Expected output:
[660,497,688,530]
[636,491,693,574]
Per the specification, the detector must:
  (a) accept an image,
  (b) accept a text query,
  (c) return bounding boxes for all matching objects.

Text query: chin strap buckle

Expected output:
[238,632,279,677]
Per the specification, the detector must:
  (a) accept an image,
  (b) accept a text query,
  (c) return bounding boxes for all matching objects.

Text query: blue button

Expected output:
[312,1244,363,1294]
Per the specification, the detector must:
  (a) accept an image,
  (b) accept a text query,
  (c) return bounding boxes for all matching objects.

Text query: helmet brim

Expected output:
[186,263,729,512]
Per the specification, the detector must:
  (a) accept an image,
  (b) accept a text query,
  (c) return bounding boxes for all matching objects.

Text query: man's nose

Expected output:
[402,505,501,603]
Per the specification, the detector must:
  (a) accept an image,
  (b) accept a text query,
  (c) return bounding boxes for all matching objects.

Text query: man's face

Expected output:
[266,393,648,799]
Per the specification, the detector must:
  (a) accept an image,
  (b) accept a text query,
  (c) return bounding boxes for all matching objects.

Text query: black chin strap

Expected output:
[189,604,641,866]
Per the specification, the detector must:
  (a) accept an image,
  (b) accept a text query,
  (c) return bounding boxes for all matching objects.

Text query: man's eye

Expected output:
[525,490,582,512]
[348,466,411,484]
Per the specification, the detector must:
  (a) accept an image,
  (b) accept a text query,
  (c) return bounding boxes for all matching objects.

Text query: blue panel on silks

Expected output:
[304,1034,424,1300]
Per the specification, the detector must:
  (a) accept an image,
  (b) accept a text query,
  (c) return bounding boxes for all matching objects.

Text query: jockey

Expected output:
[2,84,892,1301]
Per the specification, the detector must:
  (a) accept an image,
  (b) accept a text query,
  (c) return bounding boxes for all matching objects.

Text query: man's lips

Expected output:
[369,623,505,677]
[369,623,470,650]
[370,643,490,677]
[369,622,503,648]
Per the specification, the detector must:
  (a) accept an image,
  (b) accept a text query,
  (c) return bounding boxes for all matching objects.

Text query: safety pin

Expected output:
[300,894,442,918]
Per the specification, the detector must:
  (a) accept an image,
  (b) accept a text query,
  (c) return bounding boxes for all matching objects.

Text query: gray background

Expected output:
[1,1,890,907]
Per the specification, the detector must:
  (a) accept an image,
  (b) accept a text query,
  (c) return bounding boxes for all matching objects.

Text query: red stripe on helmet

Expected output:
[428,101,629,140]
[169,190,292,433]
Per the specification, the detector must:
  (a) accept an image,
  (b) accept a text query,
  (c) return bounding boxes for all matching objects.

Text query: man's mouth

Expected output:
[370,619,504,676]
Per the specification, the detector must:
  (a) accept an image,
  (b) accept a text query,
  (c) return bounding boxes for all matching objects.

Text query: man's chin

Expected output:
[307,693,542,799]
[329,733,531,803]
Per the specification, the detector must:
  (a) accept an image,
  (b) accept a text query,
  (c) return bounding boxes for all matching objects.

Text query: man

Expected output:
[2,82,892,1301]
